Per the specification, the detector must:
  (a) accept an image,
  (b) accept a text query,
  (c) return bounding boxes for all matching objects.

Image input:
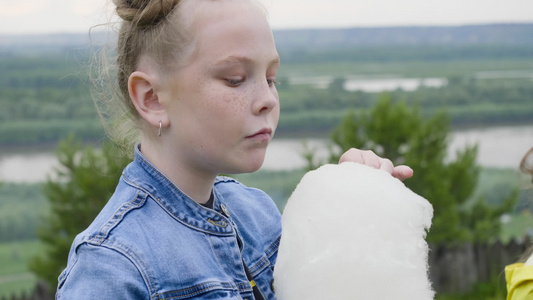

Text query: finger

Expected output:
[392,165,414,181]
[339,148,364,164]
[378,158,394,174]
[361,150,380,169]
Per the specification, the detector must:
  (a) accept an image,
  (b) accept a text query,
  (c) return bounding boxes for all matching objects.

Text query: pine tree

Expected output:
[307,93,515,244]
[29,135,131,289]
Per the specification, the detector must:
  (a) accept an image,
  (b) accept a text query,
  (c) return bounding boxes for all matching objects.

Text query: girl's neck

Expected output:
[139,137,215,205]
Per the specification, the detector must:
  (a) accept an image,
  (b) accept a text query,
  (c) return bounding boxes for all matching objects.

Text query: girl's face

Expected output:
[158,0,280,176]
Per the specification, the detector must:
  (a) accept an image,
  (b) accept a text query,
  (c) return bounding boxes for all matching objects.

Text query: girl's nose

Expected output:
[252,80,279,115]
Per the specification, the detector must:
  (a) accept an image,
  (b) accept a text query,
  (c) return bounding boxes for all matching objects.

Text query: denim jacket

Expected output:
[56,146,282,299]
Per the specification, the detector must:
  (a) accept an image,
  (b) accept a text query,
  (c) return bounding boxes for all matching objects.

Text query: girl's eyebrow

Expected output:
[212,55,280,68]
[213,56,251,67]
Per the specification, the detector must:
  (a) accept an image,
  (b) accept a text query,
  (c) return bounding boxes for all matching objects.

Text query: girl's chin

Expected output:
[223,157,266,175]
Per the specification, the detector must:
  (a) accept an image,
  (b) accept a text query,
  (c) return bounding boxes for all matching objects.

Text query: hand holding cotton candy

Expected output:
[273,162,434,300]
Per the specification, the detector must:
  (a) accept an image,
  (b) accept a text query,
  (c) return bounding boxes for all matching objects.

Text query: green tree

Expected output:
[29,135,131,289]
[306,93,515,244]
[329,77,346,92]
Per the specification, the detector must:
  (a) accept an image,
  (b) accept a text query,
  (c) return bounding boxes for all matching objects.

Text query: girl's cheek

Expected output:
[217,85,248,112]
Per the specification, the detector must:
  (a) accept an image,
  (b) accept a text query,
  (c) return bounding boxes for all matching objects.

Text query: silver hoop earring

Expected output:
[158,121,162,137]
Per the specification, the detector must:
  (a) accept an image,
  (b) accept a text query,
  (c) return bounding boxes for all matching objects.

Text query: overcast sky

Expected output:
[1,0,533,35]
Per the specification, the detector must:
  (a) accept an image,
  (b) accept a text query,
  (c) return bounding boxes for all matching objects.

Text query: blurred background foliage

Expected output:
[1,24,532,298]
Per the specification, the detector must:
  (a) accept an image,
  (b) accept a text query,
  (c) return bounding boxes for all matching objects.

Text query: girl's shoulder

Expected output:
[214,176,272,201]
[213,175,281,227]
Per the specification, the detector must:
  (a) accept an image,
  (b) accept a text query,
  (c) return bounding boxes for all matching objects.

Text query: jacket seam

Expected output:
[84,239,158,297]
[90,190,147,245]
[265,236,281,260]
[248,236,280,277]
[154,281,243,299]
[122,174,235,236]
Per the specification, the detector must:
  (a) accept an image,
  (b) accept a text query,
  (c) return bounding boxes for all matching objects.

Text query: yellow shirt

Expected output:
[506,263,533,300]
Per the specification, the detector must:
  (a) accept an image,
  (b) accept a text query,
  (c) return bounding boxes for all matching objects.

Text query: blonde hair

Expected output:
[519,147,533,263]
[92,0,267,154]
[520,147,533,183]
[92,0,191,155]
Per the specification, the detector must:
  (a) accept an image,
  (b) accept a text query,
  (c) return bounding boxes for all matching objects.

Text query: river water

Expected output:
[289,76,447,92]
[0,125,531,183]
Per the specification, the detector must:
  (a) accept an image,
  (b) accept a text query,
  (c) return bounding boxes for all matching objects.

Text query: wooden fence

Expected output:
[3,238,531,299]
[429,238,531,293]
[0,281,52,300]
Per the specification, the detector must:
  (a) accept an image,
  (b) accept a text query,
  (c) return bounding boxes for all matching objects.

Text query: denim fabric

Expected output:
[56,146,282,300]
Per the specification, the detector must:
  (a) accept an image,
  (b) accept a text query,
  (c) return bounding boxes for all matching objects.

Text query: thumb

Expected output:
[392,165,413,181]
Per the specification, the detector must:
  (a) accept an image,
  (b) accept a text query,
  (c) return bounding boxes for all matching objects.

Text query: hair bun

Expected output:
[114,0,178,27]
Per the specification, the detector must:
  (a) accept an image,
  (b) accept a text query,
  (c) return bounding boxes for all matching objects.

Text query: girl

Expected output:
[56,0,412,299]
[505,147,533,299]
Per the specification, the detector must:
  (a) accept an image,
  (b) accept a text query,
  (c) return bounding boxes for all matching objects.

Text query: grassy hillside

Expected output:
[0,240,42,297]
[1,24,532,145]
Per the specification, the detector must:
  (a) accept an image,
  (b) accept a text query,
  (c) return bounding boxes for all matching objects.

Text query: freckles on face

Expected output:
[194,81,243,118]
[158,0,279,175]
[227,87,251,114]
[196,70,255,118]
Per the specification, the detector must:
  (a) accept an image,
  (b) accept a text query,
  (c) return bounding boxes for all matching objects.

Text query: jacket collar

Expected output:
[121,144,235,236]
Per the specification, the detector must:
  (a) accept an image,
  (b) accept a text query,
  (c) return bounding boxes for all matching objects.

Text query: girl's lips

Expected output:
[246,128,273,141]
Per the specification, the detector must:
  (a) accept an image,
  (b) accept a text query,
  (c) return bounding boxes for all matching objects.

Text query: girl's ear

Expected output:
[128,71,168,129]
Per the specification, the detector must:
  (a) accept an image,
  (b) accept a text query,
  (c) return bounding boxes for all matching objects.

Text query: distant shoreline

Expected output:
[0,120,531,152]
[2,23,532,49]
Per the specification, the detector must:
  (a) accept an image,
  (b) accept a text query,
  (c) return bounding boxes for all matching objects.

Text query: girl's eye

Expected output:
[267,78,280,87]
[227,78,244,87]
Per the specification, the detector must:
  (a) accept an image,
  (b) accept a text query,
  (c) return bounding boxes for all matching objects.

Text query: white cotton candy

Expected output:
[273,162,434,300]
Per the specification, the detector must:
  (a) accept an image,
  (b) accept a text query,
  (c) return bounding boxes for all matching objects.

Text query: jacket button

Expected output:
[220,204,231,218]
